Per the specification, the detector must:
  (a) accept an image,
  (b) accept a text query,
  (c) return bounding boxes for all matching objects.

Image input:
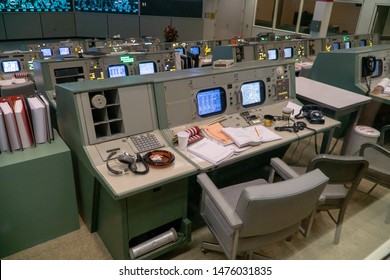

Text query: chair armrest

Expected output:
[379,125,390,146]
[270,157,301,180]
[359,143,390,157]
[197,173,243,229]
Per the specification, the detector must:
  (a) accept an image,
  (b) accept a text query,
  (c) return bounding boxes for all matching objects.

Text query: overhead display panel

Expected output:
[75,0,139,14]
[140,0,202,18]
[0,0,72,12]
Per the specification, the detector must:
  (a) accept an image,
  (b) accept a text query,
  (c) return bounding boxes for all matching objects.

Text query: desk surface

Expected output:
[369,92,390,105]
[168,100,340,172]
[296,77,371,112]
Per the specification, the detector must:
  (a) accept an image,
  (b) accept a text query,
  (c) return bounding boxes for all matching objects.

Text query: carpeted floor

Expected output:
[3,136,390,260]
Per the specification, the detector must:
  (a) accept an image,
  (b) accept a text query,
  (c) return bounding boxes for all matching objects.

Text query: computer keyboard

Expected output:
[130,132,164,153]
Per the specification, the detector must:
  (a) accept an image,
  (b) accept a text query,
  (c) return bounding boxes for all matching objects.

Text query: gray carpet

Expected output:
[3,136,390,260]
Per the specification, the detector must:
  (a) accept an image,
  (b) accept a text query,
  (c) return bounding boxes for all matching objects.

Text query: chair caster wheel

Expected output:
[201,247,208,254]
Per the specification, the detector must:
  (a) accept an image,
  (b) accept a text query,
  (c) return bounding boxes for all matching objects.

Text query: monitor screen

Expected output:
[360,39,367,47]
[41,48,53,57]
[107,64,128,78]
[283,47,293,59]
[1,60,21,73]
[268,49,278,60]
[345,41,352,49]
[175,47,185,55]
[196,87,227,117]
[240,80,266,108]
[59,47,71,56]
[138,61,157,75]
[190,46,200,55]
[332,42,340,50]
[371,59,383,78]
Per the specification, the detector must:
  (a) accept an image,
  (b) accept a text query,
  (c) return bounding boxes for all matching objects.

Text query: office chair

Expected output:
[269,154,368,244]
[197,168,329,259]
[359,125,390,224]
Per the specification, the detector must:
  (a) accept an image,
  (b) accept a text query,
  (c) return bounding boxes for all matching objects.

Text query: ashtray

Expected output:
[143,150,175,168]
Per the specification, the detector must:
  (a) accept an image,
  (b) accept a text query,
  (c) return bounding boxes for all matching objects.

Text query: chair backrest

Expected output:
[306,154,368,186]
[235,169,329,237]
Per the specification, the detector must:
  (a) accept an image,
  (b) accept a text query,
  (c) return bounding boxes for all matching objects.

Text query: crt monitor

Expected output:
[107,64,129,78]
[1,60,21,73]
[190,46,201,55]
[58,47,71,56]
[345,41,352,49]
[360,39,367,46]
[196,87,227,117]
[283,47,293,59]
[175,47,185,55]
[371,59,383,78]
[267,49,278,60]
[138,61,157,75]
[186,51,199,68]
[332,42,341,50]
[41,48,53,57]
[240,80,266,108]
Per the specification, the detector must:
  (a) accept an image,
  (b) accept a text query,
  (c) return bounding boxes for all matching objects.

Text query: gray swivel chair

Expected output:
[269,154,368,244]
[359,125,390,224]
[197,168,329,260]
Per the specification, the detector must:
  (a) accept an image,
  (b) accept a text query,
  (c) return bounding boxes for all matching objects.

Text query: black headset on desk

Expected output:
[275,121,308,133]
[106,151,149,175]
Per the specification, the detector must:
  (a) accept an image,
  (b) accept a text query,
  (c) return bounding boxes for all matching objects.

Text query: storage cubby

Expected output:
[89,89,124,139]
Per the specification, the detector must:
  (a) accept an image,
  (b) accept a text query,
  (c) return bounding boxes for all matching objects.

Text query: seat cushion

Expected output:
[321,184,348,199]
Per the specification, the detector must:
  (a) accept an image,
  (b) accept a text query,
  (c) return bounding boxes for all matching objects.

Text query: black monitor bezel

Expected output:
[196,87,227,118]
[190,46,201,55]
[267,49,278,60]
[283,47,293,59]
[138,61,157,75]
[58,47,71,56]
[107,64,129,78]
[1,60,21,73]
[240,80,266,108]
[41,48,53,57]
[371,59,383,78]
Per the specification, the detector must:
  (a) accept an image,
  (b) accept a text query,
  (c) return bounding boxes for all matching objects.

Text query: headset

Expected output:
[275,121,307,133]
[106,151,149,175]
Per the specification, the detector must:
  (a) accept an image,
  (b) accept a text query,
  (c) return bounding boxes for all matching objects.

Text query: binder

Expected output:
[0,108,10,152]
[12,98,34,148]
[37,93,54,141]
[0,98,22,151]
[26,95,49,144]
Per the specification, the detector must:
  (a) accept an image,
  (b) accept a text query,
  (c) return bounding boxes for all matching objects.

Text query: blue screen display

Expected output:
[75,0,138,14]
[190,46,200,55]
[197,88,226,117]
[0,0,72,12]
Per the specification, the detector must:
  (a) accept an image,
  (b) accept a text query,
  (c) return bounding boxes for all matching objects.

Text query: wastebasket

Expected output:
[346,125,380,156]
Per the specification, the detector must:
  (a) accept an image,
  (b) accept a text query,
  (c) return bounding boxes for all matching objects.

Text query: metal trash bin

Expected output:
[346,125,380,156]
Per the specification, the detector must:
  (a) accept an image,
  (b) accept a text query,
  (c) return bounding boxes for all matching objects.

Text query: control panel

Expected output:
[153,60,296,131]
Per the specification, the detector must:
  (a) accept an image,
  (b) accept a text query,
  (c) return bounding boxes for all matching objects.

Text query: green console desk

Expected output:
[0,133,79,258]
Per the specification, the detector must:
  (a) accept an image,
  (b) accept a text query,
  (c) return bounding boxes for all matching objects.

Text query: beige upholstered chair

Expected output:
[269,154,368,244]
[197,167,329,259]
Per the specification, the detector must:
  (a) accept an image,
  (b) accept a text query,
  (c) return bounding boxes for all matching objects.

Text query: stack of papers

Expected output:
[187,138,234,165]
[222,125,282,148]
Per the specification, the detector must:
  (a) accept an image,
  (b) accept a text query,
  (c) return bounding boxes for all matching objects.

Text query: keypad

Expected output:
[130,133,164,153]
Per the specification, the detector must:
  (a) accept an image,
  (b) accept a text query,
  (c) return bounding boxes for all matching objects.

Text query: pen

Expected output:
[255,127,260,137]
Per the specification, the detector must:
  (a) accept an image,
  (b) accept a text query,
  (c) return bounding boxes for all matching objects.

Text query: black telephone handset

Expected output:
[295,104,325,124]
[361,56,376,77]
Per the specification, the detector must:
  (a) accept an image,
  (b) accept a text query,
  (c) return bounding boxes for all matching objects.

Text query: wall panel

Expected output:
[41,12,76,38]
[3,13,42,40]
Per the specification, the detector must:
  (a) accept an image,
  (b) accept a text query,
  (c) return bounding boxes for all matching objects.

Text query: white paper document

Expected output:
[187,138,235,165]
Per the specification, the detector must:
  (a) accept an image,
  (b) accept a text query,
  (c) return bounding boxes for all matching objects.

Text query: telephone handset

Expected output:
[295,104,325,124]
[361,56,376,77]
